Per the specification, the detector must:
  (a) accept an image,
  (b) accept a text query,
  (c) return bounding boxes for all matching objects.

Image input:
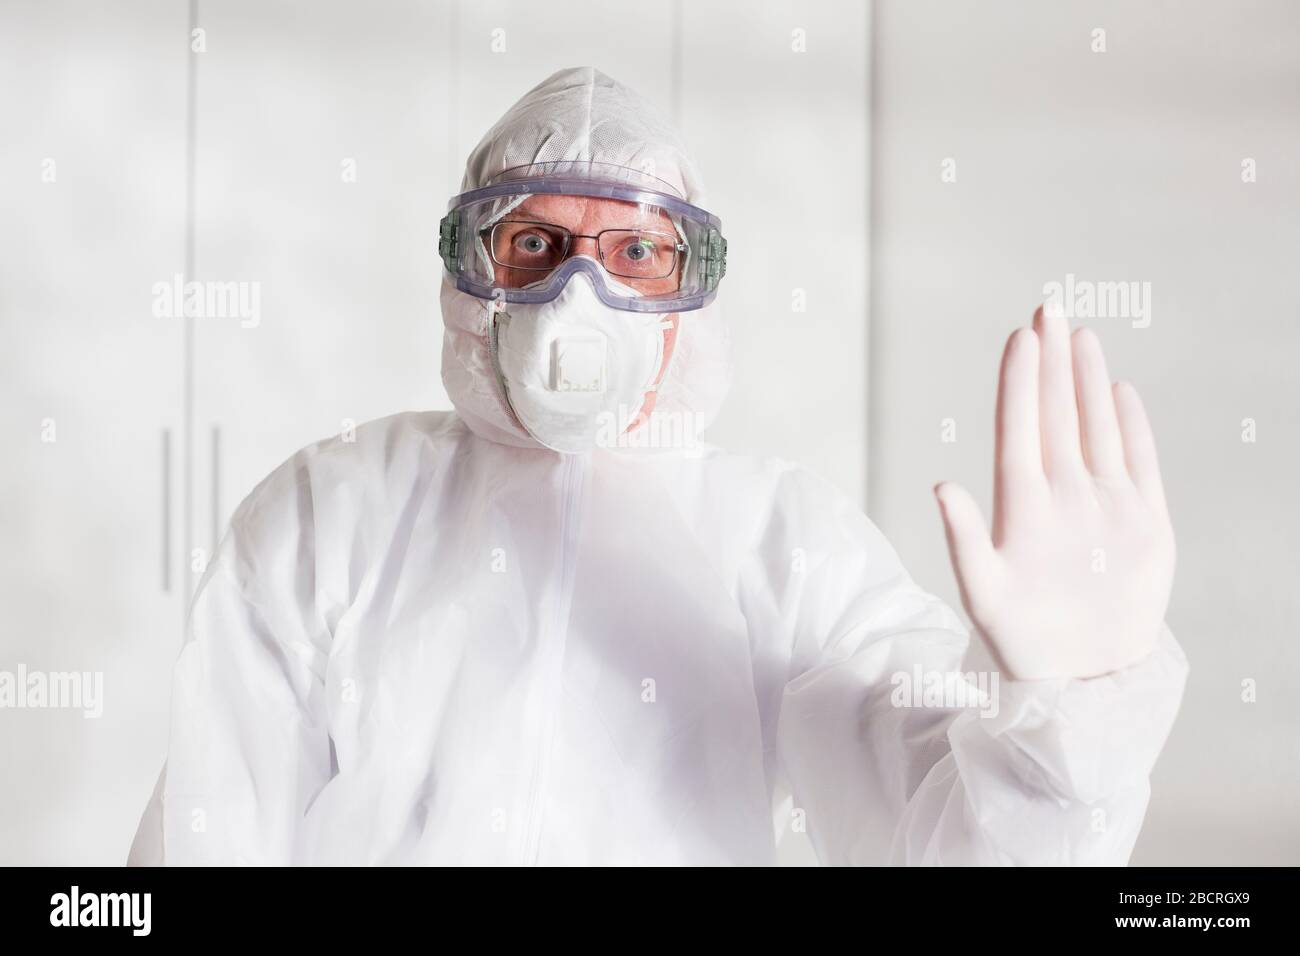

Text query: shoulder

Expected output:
[228,410,467,547]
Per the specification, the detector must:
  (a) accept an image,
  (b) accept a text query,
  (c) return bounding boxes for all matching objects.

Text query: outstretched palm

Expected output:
[936,306,1175,681]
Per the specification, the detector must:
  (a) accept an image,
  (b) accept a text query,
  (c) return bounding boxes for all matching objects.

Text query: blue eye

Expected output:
[515,233,551,255]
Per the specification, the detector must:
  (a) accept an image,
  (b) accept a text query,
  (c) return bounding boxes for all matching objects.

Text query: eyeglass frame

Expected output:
[483,219,687,281]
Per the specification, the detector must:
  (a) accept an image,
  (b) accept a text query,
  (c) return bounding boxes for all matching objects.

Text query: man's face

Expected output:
[488,192,682,428]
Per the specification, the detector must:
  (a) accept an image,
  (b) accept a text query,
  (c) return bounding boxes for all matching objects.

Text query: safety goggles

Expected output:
[438,161,727,313]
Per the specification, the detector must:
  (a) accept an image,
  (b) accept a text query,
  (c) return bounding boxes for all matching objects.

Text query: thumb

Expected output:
[934,481,997,609]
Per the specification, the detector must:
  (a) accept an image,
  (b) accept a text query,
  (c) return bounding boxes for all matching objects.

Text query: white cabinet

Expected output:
[187,0,453,569]
[0,0,189,864]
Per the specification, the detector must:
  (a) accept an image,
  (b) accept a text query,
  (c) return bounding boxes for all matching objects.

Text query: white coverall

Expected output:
[130,67,1187,866]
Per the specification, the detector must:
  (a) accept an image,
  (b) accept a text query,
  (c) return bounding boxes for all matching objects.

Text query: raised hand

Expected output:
[934,305,1175,681]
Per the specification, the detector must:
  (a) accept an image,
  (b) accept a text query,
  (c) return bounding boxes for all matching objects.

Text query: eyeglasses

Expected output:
[485,220,686,281]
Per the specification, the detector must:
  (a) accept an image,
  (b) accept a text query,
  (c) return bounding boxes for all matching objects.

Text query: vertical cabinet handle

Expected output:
[161,428,171,593]
[210,424,221,555]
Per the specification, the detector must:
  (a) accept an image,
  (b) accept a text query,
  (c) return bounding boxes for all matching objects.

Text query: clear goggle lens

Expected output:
[439,168,726,313]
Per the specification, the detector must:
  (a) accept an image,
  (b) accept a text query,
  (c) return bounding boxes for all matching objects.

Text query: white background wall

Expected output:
[869,0,1299,864]
[0,0,1294,865]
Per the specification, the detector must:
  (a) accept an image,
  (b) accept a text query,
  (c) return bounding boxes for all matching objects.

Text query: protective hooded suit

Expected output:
[131,67,1188,866]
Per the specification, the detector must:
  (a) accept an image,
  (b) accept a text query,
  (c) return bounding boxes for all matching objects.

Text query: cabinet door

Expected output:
[188,0,454,576]
[0,0,188,864]
[682,1,871,502]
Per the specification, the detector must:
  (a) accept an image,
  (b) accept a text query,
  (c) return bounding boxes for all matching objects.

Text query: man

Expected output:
[131,66,1186,866]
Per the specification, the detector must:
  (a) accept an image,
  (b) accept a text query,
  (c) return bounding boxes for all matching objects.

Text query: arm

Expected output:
[153,459,334,865]
[775,305,1187,865]
[776,585,1186,864]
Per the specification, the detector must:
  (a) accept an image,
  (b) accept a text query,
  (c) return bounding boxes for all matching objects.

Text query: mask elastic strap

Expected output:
[624,316,675,435]
[486,298,529,435]
[643,317,677,394]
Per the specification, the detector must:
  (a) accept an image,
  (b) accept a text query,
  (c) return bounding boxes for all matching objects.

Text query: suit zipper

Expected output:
[521,452,586,864]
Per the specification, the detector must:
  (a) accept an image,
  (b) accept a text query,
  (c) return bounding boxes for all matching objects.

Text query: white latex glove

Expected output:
[935,305,1176,681]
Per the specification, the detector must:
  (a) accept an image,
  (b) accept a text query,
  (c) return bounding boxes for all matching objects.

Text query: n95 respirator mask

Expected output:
[487,267,672,454]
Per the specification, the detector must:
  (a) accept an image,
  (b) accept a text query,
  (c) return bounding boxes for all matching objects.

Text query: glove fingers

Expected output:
[935,481,998,616]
